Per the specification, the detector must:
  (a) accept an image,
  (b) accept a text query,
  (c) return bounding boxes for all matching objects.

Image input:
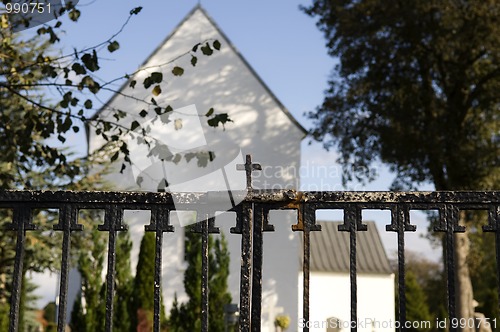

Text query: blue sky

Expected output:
[19,0,440,306]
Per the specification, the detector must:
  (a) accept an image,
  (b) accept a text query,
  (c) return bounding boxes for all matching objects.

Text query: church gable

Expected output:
[89,6,305,159]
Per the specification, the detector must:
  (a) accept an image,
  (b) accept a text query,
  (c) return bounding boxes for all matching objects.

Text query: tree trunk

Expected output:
[453,213,475,332]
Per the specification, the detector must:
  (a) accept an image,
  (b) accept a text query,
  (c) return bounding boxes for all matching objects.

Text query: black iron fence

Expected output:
[1,157,499,332]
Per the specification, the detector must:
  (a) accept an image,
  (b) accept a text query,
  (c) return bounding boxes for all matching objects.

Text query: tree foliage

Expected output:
[1,1,228,183]
[113,231,134,332]
[131,231,168,331]
[69,226,106,332]
[393,251,446,331]
[169,227,231,332]
[1,1,230,327]
[403,270,432,331]
[303,0,499,190]
[468,212,500,324]
[304,1,499,326]
[42,301,57,332]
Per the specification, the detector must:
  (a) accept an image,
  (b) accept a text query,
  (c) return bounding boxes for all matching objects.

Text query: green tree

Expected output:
[70,291,85,332]
[403,271,432,331]
[468,213,500,324]
[131,231,166,331]
[1,2,228,180]
[69,226,106,332]
[42,301,57,332]
[18,275,40,332]
[0,300,8,331]
[169,227,231,332]
[114,231,134,332]
[393,252,447,331]
[304,1,499,327]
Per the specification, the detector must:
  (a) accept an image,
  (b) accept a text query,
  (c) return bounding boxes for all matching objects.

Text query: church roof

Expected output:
[307,221,392,274]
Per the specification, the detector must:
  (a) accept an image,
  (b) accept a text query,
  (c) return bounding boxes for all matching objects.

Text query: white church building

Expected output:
[86,6,395,331]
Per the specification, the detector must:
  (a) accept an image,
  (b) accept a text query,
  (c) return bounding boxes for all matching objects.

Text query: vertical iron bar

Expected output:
[153,228,164,332]
[492,206,500,312]
[302,229,311,332]
[251,206,264,332]
[201,217,209,332]
[55,205,80,332]
[446,231,456,330]
[397,225,406,331]
[238,202,253,332]
[100,205,123,332]
[8,208,30,332]
[105,226,117,331]
[444,205,457,332]
[300,204,317,332]
[388,205,414,332]
[236,154,260,332]
[349,224,357,332]
[340,206,364,332]
[146,207,173,332]
[397,230,406,332]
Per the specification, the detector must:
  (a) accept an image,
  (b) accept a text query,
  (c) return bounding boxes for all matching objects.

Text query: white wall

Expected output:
[298,272,395,332]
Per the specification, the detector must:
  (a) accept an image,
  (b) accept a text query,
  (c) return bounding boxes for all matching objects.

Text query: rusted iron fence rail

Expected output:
[1,189,499,332]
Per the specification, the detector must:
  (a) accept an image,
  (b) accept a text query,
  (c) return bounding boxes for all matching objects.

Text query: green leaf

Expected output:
[72,126,80,133]
[84,100,93,109]
[201,43,213,56]
[152,85,162,96]
[120,142,129,154]
[207,113,232,128]
[130,7,142,15]
[172,66,184,76]
[80,76,101,94]
[139,110,148,117]
[81,51,99,72]
[72,63,86,75]
[131,121,140,131]
[111,151,119,162]
[192,43,200,52]
[213,40,221,50]
[191,56,198,67]
[107,41,120,53]
[150,72,163,83]
[68,9,81,22]
[60,99,69,108]
[61,116,73,132]
[205,108,214,117]
[143,77,152,89]
[129,80,136,88]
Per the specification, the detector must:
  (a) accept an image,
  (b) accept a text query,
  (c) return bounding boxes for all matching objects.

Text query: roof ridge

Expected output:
[86,5,307,153]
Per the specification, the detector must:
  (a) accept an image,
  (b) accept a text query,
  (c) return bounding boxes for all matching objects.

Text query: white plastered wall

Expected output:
[298,272,396,332]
